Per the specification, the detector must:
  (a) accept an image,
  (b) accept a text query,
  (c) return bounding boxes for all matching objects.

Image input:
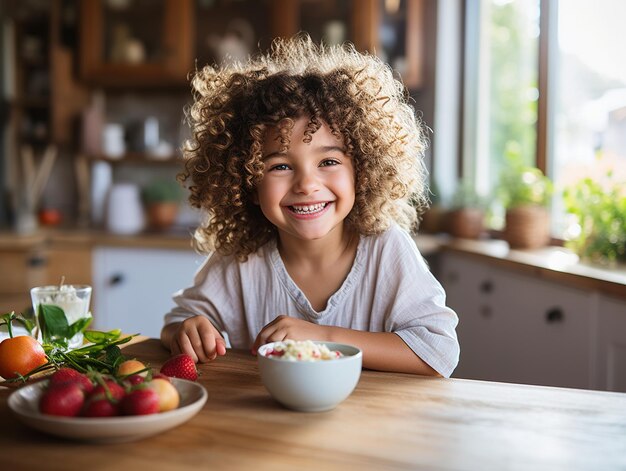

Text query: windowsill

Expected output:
[415,234,626,300]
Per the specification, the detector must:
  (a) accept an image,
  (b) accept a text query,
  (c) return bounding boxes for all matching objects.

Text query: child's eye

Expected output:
[319,159,340,167]
[269,163,290,172]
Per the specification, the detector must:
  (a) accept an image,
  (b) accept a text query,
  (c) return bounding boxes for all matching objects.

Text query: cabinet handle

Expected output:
[109,273,125,286]
[545,307,564,323]
[480,280,493,294]
[27,255,47,267]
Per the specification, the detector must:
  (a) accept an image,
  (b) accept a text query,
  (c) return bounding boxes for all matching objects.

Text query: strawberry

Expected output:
[124,374,146,386]
[48,367,95,394]
[40,382,85,417]
[160,354,197,381]
[91,379,126,402]
[82,394,120,417]
[120,388,160,416]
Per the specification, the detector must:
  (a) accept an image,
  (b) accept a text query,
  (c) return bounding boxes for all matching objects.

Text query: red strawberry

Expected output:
[48,367,94,394]
[40,382,85,417]
[160,354,198,381]
[120,388,160,416]
[82,394,120,417]
[124,374,145,386]
[91,380,125,402]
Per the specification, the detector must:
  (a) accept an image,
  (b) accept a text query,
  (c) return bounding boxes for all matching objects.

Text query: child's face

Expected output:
[255,117,355,244]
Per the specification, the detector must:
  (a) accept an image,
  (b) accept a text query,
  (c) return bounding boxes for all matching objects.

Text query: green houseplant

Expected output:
[497,153,553,249]
[447,182,488,239]
[563,172,626,265]
[141,179,184,230]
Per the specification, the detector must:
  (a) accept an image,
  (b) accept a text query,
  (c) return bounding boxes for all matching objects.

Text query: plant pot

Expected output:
[503,205,550,249]
[448,208,485,239]
[146,202,179,230]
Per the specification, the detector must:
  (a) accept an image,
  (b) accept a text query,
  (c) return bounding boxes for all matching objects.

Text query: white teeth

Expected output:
[290,203,327,214]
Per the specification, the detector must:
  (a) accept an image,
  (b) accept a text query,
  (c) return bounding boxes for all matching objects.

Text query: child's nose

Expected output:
[293,170,320,194]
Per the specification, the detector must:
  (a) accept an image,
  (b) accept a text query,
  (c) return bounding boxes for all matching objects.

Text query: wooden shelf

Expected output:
[89,153,183,165]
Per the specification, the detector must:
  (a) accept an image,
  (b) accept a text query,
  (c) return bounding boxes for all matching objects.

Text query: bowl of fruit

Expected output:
[7,356,207,443]
[257,340,362,412]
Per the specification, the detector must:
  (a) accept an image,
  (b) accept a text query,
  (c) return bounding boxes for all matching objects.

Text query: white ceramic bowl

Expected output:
[257,341,362,412]
[8,378,207,443]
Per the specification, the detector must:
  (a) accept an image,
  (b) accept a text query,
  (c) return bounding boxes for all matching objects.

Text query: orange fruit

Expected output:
[0,335,47,379]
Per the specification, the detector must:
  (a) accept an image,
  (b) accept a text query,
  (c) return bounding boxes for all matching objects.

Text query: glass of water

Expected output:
[30,284,92,348]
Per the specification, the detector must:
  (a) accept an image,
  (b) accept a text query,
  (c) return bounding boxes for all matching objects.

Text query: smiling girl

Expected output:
[161,35,459,377]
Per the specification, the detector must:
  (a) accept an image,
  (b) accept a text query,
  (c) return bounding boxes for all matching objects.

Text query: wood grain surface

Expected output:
[1,338,625,470]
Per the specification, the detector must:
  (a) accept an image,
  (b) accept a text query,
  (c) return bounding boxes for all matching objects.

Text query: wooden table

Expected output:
[1,338,625,470]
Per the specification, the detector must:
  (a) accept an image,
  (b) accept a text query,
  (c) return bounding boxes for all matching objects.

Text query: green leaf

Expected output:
[67,316,92,338]
[105,345,125,368]
[38,304,70,343]
[84,329,121,344]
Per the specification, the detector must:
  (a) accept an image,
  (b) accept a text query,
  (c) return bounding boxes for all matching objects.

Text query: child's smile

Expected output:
[255,117,355,243]
[287,202,331,218]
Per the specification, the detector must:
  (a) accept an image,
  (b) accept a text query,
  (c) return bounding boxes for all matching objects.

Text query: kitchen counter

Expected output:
[1,338,625,470]
[0,227,196,251]
[1,228,625,298]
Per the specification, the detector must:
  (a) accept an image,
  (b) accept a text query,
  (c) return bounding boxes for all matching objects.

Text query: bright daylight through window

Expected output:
[465,0,626,259]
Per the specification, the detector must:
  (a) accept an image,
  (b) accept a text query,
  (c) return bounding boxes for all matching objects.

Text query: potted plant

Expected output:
[447,182,488,239]
[497,154,553,249]
[563,172,626,265]
[141,179,183,230]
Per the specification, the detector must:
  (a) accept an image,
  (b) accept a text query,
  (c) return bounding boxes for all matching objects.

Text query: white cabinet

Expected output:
[92,247,204,338]
[596,295,626,392]
[439,252,595,389]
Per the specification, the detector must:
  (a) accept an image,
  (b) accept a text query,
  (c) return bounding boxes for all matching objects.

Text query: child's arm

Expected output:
[252,316,441,376]
[161,316,227,363]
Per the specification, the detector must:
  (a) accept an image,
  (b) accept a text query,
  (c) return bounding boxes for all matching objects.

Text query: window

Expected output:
[462,0,626,236]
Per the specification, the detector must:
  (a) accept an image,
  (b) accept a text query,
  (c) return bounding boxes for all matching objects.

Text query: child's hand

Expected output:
[170,316,227,363]
[252,315,329,355]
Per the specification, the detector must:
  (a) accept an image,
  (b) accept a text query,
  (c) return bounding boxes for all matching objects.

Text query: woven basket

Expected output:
[448,208,485,239]
[503,205,550,249]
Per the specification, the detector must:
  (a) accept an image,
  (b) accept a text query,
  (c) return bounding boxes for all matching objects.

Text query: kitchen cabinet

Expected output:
[439,252,595,389]
[595,295,626,393]
[274,0,426,90]
[92,247,204,338]
[76,0,426,97]
[79,0,194,87]
[0,240,91,340]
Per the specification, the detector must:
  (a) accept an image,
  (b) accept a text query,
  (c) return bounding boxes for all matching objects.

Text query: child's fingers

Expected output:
[252,324,285,354]
[215,337,227,356]
[174,334,199,363]
[198,322,225,361]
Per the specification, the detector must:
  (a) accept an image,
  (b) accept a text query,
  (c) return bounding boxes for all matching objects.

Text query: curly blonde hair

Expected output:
[182,35,429,260]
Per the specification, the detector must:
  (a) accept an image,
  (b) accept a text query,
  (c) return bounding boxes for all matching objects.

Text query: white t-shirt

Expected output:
[165,225,460,377]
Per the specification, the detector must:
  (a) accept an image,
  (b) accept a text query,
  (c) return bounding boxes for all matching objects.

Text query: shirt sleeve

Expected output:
[163,252,245,347]
[381,229,460,377]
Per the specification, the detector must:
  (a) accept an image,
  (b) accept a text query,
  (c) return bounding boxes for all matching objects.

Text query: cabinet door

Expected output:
[596,295,626,392]
[93,247,204,338]
[439,252,594,388]
[491,268,593,389]
[439,253,511,381]
[79,0,193,86]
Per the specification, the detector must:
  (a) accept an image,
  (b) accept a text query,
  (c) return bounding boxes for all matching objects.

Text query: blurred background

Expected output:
[0,0,625,391]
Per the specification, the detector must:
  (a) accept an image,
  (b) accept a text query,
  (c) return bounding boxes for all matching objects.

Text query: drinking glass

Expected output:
[30,285,92,348]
